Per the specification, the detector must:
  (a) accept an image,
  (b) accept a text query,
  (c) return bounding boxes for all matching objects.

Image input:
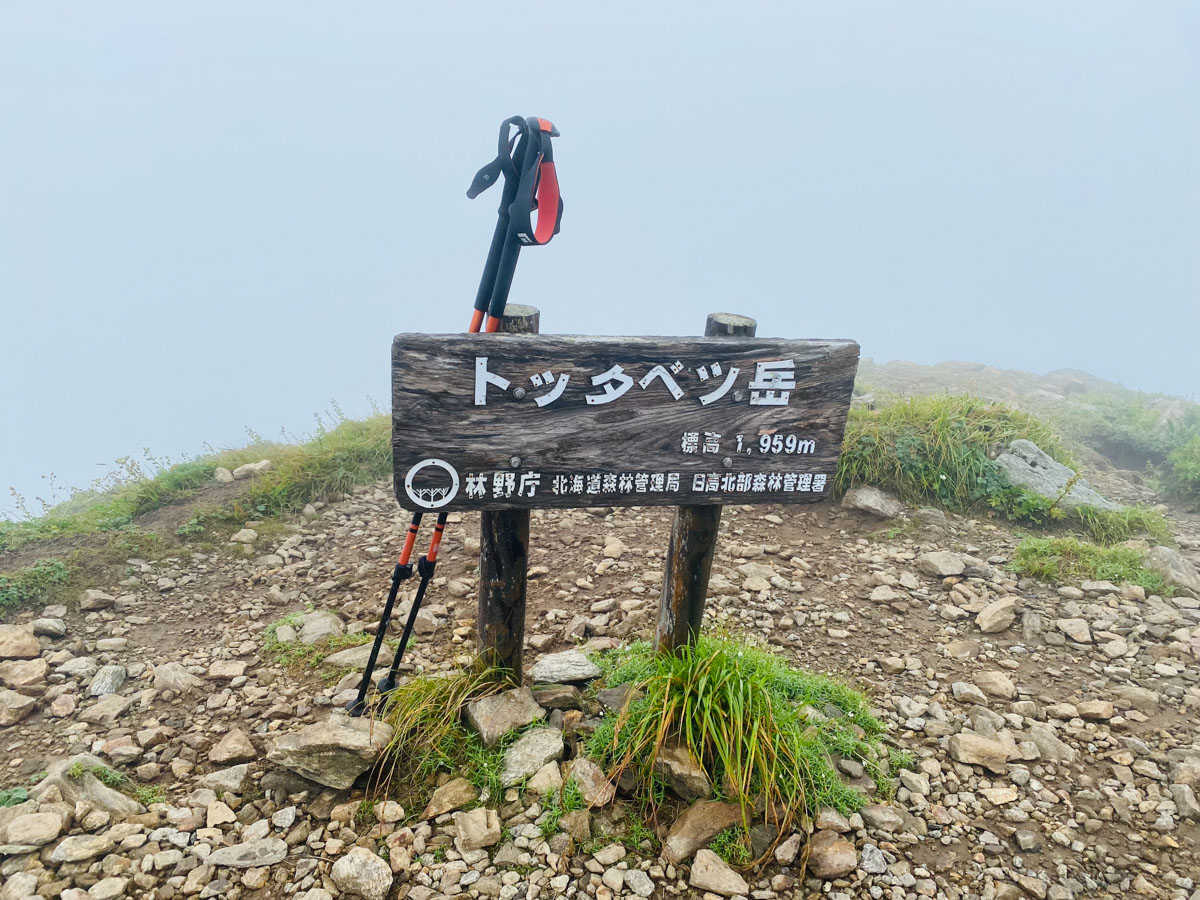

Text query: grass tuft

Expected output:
[836,395,1072,506]
[1010,537,1173,596]
[0,559,73,613]
[375,665,510,803]
[836,395,1170,545]
[586,635,889,861]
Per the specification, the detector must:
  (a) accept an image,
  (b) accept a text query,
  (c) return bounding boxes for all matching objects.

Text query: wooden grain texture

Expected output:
[475,304,536,683]
[656,313,755,653]
[392,332,859,511]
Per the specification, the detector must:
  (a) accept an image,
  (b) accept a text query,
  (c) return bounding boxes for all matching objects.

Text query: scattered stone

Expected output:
[528,650,600,683]
[423,777,479,819]
[689,848,749,897]
[0,625,40,660]
[454,808,502,851]
[464,687,545,747]
[267,716,394,789]
[662,800,741,864]
[842,485,905,518]
[500,727,564,786]
[206,837,288,868]
[330,846,393,900]
[807,829,858,879]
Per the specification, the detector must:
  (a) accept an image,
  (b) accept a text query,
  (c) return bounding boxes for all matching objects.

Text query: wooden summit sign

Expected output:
[392,333,859,512]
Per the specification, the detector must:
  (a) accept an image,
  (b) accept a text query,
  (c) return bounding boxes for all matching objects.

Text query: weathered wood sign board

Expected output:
[392,334,859,511]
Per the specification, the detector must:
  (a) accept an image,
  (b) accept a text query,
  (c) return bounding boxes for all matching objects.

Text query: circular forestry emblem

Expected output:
[403,458,460,509]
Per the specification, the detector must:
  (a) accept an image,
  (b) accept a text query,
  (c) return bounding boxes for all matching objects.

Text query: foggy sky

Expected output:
[2,1,1197,516]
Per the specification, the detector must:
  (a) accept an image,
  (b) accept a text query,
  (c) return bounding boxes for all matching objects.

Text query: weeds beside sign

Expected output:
[392,334,859,511]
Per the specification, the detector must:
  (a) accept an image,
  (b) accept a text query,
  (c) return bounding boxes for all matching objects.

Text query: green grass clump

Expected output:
[837,395,1171,545]
[0,559,73,613]
[261,613,373,675]
[375,665,510,801]
[1010,537,1172,596]
[836,395,1072,507]
[0,786,30,807]
[66,761,167,806]
[222,416,391,522]
[586,636,889,857]
[539,779,586,838]
[1,411,391,551]
[709,825,752,867]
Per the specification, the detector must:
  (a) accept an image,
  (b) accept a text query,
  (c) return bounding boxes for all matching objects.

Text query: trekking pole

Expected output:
[348,116,561,714]
[468,116,562,332]
[345,513,423,715]
[374,512,448,697]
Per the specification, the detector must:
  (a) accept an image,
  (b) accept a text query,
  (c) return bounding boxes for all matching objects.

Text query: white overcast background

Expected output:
[2,1,1197,515]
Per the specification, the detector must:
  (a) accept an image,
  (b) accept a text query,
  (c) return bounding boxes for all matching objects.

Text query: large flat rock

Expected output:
[268,715,393,789]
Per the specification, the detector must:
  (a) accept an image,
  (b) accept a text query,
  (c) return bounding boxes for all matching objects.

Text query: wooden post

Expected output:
[476,304,539,683]
[656,312,757,653]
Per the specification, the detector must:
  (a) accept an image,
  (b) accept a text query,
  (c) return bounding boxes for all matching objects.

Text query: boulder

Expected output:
[0,625,39,660]
[917,551,965,578]
[1056,618,1092,643]
[2,811,62,846]
[1144,546,1200,597]
[993,439,1119,510]
[464,687,545,748]
[0,658,47,689]
[32,754,145,817]
[662,800,742,864]
[948,732,1011,774]
[298,611,345,645]
[77,589,115,611]
[153,662,205,695]
[267,716,393,789]
[807,829,858,879]
[500,727,564,787]
[423,777,479,819]
[330,846,393,900]
[206,837,288,868]
[453,808,502,851]
[976,597,1017,634]
[689,849,749,897]
[198,764,250,794]
[49,833,115,863]
[653,742,712,800]
[87,664,127,696]
[528,650,600,684]
[841,486,905,518]
[0,689,37,726]
[567,757,615,806]
[211,728,257,764]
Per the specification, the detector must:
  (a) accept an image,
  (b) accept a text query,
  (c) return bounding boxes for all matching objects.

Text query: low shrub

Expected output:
[0,559,73,613]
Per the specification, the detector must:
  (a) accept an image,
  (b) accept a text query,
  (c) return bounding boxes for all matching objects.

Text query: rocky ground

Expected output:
[2,470,1199,900]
